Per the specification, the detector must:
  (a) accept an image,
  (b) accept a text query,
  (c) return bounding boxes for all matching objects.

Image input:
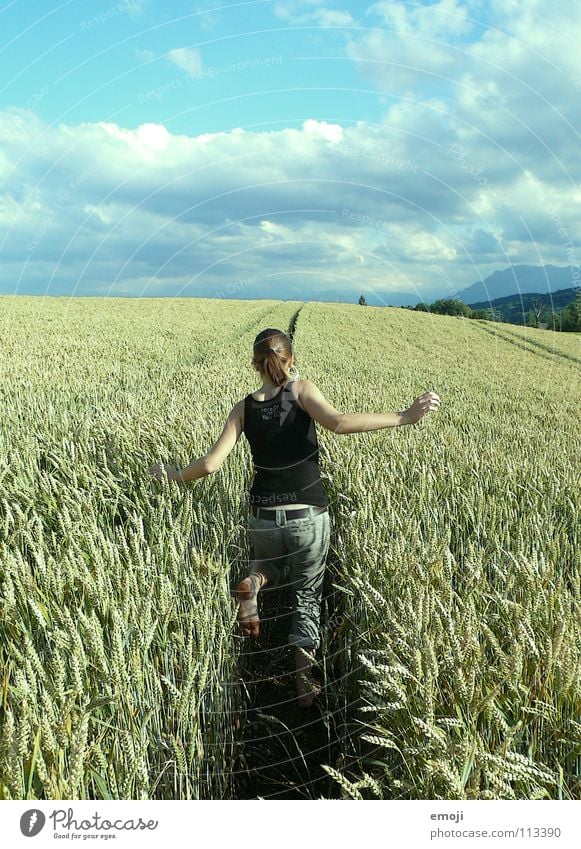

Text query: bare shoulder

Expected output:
[295,378,316,395]
[293,378,331,416]
[231,398,245,426]
[291,378,311,413]
[293,379,342,432]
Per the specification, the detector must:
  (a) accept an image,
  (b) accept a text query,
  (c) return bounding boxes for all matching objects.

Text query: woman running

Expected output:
[149,327,440,708]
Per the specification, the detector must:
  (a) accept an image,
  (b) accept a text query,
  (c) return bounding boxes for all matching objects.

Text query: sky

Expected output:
[1,0,580,303]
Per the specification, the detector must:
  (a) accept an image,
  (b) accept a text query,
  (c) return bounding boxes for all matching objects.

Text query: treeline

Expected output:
[357,293,581,332]
[410,297,581,331]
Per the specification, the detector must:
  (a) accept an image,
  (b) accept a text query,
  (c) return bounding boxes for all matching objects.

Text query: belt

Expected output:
[251,505,328,521]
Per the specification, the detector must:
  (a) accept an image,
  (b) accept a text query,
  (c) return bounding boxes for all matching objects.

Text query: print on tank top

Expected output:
[257,385,293,423]
[260,402,281,421]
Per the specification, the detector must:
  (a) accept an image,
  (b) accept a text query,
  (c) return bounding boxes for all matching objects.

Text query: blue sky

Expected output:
[1,0,580,302]
[1,1,380,135]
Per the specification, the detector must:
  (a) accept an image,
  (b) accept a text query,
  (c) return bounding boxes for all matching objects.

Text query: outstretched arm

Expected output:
[298,379,440,434]
[149,400,244,482]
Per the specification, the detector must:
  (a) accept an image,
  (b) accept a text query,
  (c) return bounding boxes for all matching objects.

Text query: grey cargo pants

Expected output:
[247,506,331,648]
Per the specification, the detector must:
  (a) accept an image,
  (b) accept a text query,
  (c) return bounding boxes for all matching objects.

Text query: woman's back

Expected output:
[243,379,329,509]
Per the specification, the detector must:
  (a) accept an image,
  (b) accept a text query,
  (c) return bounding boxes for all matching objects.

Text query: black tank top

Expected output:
[243,381,329,508]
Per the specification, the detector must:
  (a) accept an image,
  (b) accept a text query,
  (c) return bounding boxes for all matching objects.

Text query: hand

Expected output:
[148,463,180,481]
[406,391,441,425]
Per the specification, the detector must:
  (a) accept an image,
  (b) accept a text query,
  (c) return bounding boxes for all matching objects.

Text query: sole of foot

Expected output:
[236,577,260,638]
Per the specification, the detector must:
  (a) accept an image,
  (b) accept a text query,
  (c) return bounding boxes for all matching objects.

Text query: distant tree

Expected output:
[430,298,472,317]
[471,309,490,320]
[358,294,367,306]
[570,290,580,329]
[531,298,545,325]
[526,309,539,328]
[414,302,430,312]
[561,300,581,331]
[547,310,561,331]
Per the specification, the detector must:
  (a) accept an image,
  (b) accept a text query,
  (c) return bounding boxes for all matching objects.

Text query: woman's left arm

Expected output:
[149,401,244,482]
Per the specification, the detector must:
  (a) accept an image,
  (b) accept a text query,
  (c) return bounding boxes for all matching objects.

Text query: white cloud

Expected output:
[303,118,344,142]
[346,0,474,96]
[98,122,171,158]
[273,1,354,26]
[259,219,291,237]
[313,9,353,26]
[349,0,581,169]
[166,47,203,77]
[341,0,581,270]
[368,0,471,37]
[382,223,458,262]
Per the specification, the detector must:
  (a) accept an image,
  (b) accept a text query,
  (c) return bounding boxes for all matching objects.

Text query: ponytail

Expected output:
[252,328,294,386]
[265,347,288,386]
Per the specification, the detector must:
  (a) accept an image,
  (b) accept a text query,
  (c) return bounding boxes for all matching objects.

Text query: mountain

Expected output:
[316,265,580,308]
[466,287,578,324]
[457,265,580,305]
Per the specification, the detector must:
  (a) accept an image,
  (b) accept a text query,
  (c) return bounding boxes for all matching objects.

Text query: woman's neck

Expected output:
[258,375,287,392]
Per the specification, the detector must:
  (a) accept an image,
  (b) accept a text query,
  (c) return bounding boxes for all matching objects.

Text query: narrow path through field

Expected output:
[288,303,303,342]
[234,302,344,799]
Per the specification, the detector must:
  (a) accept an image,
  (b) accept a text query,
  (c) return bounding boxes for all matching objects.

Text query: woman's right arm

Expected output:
[298,379,440,434]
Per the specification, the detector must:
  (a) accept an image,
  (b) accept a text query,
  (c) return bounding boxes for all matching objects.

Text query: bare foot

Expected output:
[236,573,264,638]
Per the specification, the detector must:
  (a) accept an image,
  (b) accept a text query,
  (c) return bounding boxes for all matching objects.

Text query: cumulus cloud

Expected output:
[347,0,473,95]
[342,1,581,269]
[368,0,472,37]
[273,1,354,26]
[303,118,344,142]
[166,47,204,77]
[349,0,581,179]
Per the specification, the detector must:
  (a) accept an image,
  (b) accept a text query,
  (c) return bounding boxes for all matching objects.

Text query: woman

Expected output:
[149,327,440,708]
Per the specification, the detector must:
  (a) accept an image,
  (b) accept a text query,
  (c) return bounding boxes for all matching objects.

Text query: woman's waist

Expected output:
[250,470,325,490]
[255,502,313,511]
[252,456,321,473]
[246,480,328,508]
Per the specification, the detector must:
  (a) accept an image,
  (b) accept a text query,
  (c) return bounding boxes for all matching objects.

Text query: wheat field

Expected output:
[0,295,579,800]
